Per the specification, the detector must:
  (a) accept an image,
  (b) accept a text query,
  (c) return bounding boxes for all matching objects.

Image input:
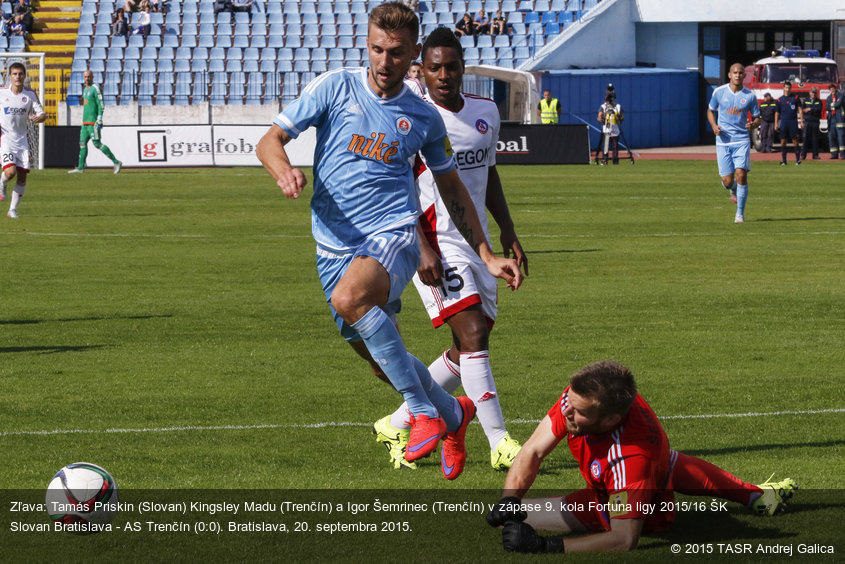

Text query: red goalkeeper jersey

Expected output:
[547,388,676,531]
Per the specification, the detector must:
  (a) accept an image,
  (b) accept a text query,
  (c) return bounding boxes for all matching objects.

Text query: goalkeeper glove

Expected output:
[486,496,526,527]
[502,521,565,553]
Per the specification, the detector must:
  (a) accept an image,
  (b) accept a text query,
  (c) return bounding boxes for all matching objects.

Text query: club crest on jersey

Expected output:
[590,460,601,479]
[347,132,400,164]
[475,119,489,134]
[395,116,412,136]
[21,96,27,103]
[740,98,747,105]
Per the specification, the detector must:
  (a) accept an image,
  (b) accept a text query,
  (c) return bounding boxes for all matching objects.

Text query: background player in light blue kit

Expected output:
[707,63,761,224]
[256,2,524,480]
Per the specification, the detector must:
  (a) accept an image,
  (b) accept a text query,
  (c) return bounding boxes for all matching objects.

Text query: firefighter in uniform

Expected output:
[826,82,845,159]
[758,92,777,152]
[801,87,823,160]
[537,89,561,125]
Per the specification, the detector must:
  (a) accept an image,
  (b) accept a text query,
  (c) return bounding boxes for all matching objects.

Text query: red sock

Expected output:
[671,451,762,505]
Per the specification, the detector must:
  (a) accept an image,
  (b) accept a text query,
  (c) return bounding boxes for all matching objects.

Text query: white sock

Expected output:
[389,350,461,430]
[459,350,507,449]
[10,183,25,211]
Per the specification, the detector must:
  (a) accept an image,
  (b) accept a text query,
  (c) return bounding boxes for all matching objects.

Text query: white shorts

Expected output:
[1,144,31,172]
[412,255,498,328]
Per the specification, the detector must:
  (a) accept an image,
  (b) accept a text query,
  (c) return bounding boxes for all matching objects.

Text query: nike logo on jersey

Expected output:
[347,132,400,164]
[347,103,363,115]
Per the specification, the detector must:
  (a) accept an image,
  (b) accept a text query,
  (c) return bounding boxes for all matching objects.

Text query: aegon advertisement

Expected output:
[81,124,587,168]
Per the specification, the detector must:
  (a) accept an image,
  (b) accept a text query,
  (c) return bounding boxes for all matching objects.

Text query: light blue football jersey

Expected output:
[274,67,456,253]
[708,85,760,145]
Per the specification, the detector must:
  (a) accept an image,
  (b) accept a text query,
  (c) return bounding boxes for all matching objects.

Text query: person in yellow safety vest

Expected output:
[537,89,561,124]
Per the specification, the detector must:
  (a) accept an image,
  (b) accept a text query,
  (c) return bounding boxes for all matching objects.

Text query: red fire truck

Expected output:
[743,48,840,151]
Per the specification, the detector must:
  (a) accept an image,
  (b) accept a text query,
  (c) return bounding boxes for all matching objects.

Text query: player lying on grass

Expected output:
[486,360,797,553]
[373,27,527,474]
[256,2,523,480]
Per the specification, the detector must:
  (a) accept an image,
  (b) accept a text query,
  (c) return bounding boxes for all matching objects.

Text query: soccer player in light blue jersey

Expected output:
[257,2,524,479]
[707,63,761,224]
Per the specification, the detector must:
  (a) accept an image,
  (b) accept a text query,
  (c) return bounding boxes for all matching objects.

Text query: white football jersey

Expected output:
[416,92,499,259]
[0,86,43,151]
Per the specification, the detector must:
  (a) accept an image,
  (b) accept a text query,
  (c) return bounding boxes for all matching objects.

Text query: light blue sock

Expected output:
[407,353,461,431]
[351,307,437,418]
[737,184,748,215]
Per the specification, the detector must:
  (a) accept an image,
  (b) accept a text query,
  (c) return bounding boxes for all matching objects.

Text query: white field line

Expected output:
[2,230,845,240]
[1,232,311,239]
[2,408,842,438]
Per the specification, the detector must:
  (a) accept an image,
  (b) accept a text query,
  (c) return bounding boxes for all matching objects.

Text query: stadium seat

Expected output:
[251,35,267,49]
[191,59,209,72]
[216,35,233,48]
[277,60,293,73]
[541,11,557,24]
[294,60,311,72]
[477,35,493,47]
[260,60,276,72]
[198,35,215,48]
[494,34,510,47]
[233,35,250,48]
[208,59,225,72]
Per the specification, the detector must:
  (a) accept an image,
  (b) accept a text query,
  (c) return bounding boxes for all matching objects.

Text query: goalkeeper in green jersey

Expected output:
[68,70,122,174]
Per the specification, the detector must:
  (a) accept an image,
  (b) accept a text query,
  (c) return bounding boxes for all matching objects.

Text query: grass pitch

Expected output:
[1,161,843,562]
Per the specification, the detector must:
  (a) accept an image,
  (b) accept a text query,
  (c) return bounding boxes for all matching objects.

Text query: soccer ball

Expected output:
[45,462,118,533]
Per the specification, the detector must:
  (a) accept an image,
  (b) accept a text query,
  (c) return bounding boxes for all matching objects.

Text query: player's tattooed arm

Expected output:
[448,199,478,253]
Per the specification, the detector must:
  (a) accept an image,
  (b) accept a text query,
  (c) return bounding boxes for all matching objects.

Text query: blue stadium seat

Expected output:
[92,35,109,49]
[277,60,293,73]
[91,47,107,60]
[251,35,267,49]
[233,35,250,48]
[524,11,539,23]
[303,35,319,48]
[321,36,337,49]
[105,59,123,73]
[191,59,208,72]
[460,35,475,48]
[541,11,557,24]
[260,60,276,72]
[294,60,311,72]
[243,60,259,72]
[494,34,510,47]
[337,35,354,49]
[208,59,225,72]
[234,22,250,36]
[175,59,191,73]
[477,35,493,47]
[198,34,215,48]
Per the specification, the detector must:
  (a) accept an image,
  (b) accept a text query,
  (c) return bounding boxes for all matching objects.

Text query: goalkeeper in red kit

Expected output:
[486,361,797,553]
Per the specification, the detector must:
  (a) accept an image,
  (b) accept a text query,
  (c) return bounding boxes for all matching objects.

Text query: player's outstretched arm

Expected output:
[485,165,528,277]
[257,124,308,200]
[502,415,559,498]
[433,168,523,290]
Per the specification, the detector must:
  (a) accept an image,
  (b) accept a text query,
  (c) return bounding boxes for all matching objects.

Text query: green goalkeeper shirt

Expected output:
[81,84,104,125]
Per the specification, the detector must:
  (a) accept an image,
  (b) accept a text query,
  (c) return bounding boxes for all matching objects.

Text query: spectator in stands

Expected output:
[12,0,33,35]
[123,0,140,13]
[132,5,151,37]
[221,0,255,20]
[455,13,473,38]
[490,9,509,36]
[111,10,129,38]
[147,0,164,13]
[0,14,12,38]
[10,14,27,44]
[472,10,489,35]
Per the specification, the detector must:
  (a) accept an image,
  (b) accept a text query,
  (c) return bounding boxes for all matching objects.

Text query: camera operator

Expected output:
[597,86,623,165]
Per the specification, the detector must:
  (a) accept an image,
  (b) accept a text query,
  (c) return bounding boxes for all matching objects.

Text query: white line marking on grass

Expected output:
[2,408,842,438]
[1,232,312,239]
